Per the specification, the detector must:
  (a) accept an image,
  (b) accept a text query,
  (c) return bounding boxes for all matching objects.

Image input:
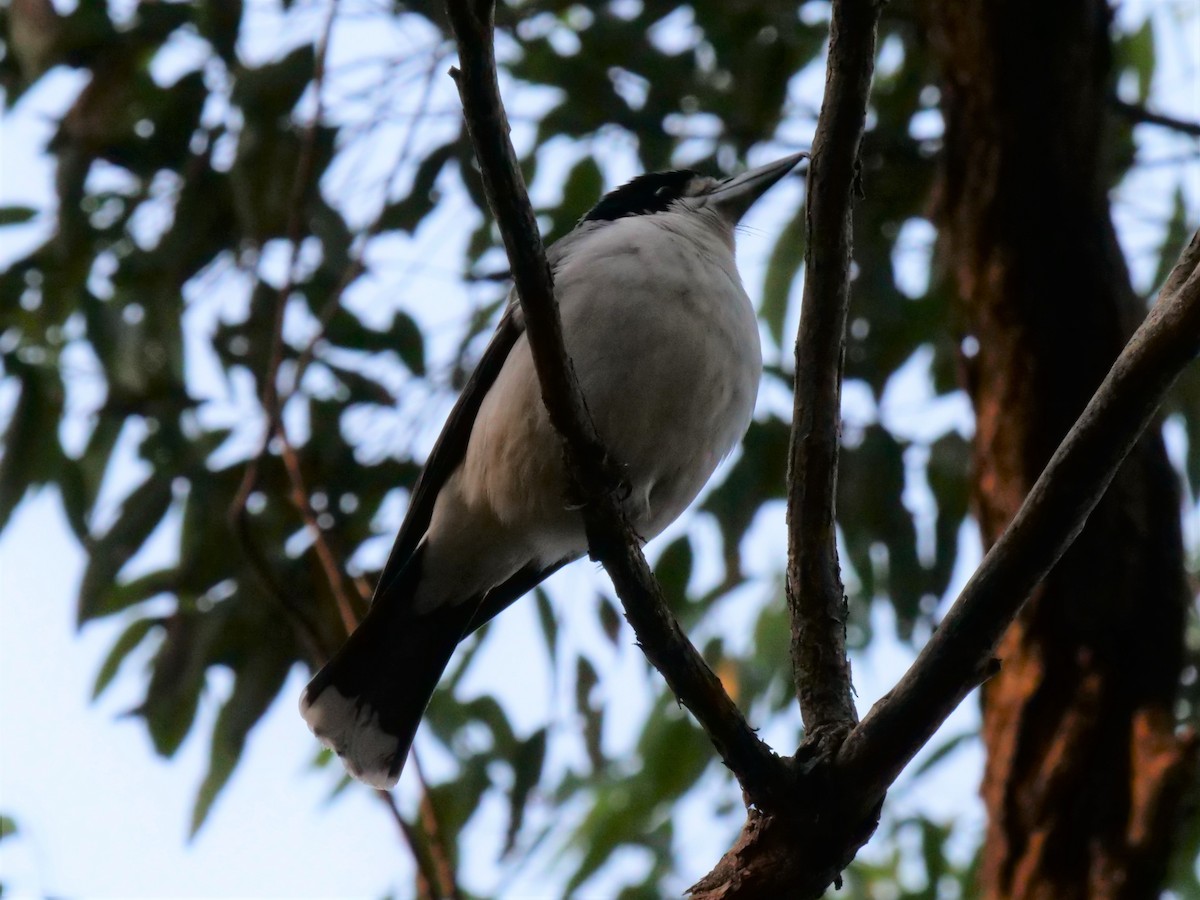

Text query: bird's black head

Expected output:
[580,169,705,224]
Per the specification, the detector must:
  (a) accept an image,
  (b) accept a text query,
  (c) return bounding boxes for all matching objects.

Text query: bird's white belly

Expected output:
[415,220,761,615]
[445,222,761,561]
[565,276,760,535]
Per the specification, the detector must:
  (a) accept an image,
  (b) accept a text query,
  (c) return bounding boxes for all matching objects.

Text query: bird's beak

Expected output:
[702,151,809,223]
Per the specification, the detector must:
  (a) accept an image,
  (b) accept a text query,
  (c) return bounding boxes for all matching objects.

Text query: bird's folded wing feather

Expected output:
[371,299,526,603]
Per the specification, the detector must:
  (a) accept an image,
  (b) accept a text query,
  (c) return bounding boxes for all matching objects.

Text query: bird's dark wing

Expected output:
[372,301,525,603]
[464,555,575,634]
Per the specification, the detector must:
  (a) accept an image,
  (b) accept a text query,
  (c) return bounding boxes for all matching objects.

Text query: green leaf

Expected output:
[838,424,925,635]
[1166,368,1200,503]
[136,609,226,757]
[1121,19,1156,102]
[423,691,516,758]
[0,815,17,840]
[1151,185,1190,294]
[0,207,37,226]
[503,727,547,856]
[743,596,793,711]
[597,594,623,646]
[190,648,290,836]
[388,310,426,376]
[425,754,489,856]
[575,655,604,771]
[377,142,457,235]
[635,697,712,804]
[910,729,975,778]
[77,472,176,625]
[323,308,426,375]
[533,587,559,665]
[232,43,316,121]
[541,156,605,245]
[92,616,162,700]
[760,200,806,349]
[564,783,644,896]
[653,535,693,618]
[196,0,242,65]
[702,417,790,579]
[926,430,971,597]
[0,365,64,534]
[325,361,398,407]
[561,156,604,214]
[0,367,63,532]
[564,697,712,894]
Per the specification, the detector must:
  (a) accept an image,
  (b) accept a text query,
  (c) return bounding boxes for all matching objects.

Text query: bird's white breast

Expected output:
[555,215,761,526]
[437,212,762,575]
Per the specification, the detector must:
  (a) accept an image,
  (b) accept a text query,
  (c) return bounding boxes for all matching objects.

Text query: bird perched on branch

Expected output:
[300,152,806,788]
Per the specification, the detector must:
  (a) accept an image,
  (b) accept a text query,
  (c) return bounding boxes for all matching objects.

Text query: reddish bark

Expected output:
[927,1,1196,897]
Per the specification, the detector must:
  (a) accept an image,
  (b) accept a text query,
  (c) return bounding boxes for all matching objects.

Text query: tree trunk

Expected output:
[925,1,1196,897]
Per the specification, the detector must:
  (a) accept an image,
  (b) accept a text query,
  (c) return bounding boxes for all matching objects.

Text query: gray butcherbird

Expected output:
[300,152,806,788]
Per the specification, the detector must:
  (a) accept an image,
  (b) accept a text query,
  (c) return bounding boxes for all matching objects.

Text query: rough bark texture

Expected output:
[927,2,1196,898]
[787,0,877,741]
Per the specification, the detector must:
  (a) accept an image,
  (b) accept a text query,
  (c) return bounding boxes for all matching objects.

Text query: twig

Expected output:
[229,0,339,522]
[377,789,441,900]
[1114,98,1200,138]
[278,432,364,636]
[259,0,340,437]
[216,9,461,895]
[412,750,462,900]
[288,46,451,397]
[443,0,788,807]
[271,49,450,633]
[785,0,880,738]
[837,227,1200,808]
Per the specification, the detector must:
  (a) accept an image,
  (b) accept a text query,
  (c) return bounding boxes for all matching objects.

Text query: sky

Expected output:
[1,0,1199,897]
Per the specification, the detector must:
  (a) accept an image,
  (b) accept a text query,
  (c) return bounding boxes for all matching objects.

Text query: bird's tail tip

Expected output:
[300,680,406,790]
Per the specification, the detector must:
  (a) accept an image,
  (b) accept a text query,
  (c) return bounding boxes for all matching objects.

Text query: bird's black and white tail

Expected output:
[299,552,474,789]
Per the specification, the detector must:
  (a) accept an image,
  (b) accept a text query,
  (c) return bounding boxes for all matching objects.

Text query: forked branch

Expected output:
[837,227,1200,800]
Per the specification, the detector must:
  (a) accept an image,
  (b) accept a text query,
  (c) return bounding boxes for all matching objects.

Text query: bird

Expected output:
[300,152,807,788]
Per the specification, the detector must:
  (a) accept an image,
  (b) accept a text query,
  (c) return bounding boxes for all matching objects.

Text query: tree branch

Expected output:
[837,227,1200,805]
[786,0,880,738]
[690,232,1200,900]
[1114,98,1200,138]
[278,432,365,637]
[410,750,461,900]
[443,0,788,806]
[377,790,444,900]
[227,7,342,668]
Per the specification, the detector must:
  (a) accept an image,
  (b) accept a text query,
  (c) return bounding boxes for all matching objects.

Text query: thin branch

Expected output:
[785,0,880,738]
[1114,98,1200,138]
[229,1,339,522]
[278,432,364,636]
[443,0,788,806]
[287,45,451,399]
[411,750,462,900]
[377,790,441,900]
[837,227,1200,810]
[220,11,459,892]
[259,0,339,436]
